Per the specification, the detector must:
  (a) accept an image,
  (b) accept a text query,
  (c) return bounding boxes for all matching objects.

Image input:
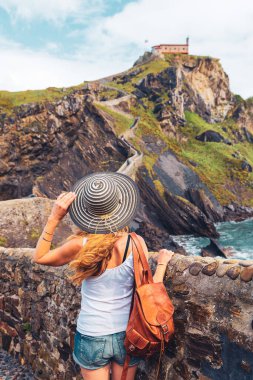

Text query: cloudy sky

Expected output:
[0,0,252,98]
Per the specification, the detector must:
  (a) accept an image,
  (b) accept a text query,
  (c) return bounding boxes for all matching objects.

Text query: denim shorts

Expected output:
[72,330,141,370]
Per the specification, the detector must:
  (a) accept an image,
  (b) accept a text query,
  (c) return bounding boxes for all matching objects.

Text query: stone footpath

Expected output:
[0,350,34,380]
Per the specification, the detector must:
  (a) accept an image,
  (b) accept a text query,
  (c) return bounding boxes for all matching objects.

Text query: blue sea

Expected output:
[170,217,253,260]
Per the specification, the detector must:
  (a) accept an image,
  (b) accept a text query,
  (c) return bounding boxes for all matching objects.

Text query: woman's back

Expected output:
[76,235,134,336]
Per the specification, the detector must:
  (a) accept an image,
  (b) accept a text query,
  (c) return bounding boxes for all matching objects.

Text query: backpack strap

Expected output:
[120,354,131,380]
[130,235,142,288]
[130,232,153,284]
[156,335,165,380]
[122,234,131,263]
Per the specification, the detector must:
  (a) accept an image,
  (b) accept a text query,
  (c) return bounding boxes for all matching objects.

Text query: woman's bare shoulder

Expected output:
[136,234,147,246]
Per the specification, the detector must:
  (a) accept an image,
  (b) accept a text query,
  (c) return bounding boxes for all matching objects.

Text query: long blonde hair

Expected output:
[67,226,130,286]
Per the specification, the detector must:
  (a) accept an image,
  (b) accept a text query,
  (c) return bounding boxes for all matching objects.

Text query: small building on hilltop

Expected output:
[152,37,189,56]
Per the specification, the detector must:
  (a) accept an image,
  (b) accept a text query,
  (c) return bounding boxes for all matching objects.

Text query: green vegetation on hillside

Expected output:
[246,97,253,106]
[0,83,86,115]
[116,94,253,206]
[98,88,122,101]
[179,112,253,205]
[105,59,169,93]
[95,103,134,135]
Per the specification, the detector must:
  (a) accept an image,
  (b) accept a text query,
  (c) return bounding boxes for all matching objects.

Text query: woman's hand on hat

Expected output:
[157,249,175,265]
[49,192,77,222]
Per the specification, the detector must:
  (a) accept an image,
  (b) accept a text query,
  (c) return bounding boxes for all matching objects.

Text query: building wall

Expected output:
[152,44,189,55]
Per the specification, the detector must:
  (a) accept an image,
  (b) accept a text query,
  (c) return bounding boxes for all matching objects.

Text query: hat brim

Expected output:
[68,172,140,234]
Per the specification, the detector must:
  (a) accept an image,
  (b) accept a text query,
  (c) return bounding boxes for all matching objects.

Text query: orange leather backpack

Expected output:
[121,232,175,380]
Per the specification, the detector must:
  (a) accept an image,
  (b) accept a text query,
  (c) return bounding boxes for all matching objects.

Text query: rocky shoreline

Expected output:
[223,203,253,222]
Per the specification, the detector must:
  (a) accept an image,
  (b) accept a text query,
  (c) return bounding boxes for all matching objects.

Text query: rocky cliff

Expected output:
[1,53,253,247]
[0,93,128,200]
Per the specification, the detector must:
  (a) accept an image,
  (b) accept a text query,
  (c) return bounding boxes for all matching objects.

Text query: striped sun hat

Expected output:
[68,172,140,234]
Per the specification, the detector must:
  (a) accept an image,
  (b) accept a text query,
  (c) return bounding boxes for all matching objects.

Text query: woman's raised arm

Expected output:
[32,192,83,266]
[153,249,174,283]
[138,235,174,283]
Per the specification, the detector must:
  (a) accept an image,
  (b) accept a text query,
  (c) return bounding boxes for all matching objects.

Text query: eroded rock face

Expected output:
[232,100,253,142]
[136,56,233,126]
[0,92,127,200]
[182,57,233,123]
[1,249,253,380]
[135,150,224,237]
[136,169,219,238]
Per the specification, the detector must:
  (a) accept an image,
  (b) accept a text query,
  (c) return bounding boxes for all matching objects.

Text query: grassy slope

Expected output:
[129,104,253,206]
[0,83,86,115]
[106,59,169,93]
[95,103,134,136]
[0,58,168,114]
[180,112,253,205]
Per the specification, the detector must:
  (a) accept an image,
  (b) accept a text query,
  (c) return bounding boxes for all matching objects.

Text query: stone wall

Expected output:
[1,248,253,380]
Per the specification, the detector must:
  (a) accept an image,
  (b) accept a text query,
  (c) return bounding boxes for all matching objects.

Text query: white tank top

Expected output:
[76,237,134,336]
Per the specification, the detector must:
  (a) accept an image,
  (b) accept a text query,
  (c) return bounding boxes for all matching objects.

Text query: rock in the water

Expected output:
[201,238,229,258]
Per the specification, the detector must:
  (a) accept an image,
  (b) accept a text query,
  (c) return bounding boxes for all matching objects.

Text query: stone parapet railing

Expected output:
[117,116,143,179]
[1,248,253,379]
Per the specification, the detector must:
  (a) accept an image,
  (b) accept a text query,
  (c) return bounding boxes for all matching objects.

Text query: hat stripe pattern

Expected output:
[84,176,119,215]
[69,172,140,234]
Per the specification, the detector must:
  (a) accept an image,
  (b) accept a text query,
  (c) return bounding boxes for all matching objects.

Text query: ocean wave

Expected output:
[171,218,253,260]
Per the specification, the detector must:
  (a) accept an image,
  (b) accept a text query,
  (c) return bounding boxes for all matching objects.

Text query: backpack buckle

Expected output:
[129,344,135,351]
[161,324,168,334]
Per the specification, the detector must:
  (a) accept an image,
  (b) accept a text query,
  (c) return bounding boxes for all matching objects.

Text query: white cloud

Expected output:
[0,0,104,23]
[0,0,252,97]
[45,42,61,52]
[0,37,125,91]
